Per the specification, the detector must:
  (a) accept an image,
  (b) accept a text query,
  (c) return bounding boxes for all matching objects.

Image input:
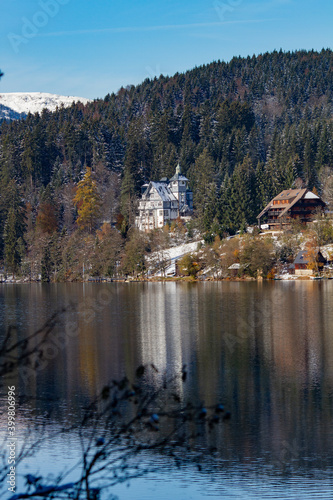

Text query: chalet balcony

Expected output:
[268,210,285,216]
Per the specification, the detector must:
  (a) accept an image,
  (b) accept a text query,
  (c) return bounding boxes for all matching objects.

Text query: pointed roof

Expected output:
[170,163,188,182]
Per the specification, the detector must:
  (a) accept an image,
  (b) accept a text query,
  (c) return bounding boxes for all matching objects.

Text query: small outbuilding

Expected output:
[294,250,327,276]
[228,263,241,277]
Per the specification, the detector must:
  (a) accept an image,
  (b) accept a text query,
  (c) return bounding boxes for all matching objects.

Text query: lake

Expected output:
[1,282,333,499]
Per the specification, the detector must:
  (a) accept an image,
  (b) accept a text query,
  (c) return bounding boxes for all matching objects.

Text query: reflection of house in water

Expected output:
[138,284,183,377]
[257,188,326,229]
[261,282,330,385]
[135,164,193,232]
[137,283,202,394]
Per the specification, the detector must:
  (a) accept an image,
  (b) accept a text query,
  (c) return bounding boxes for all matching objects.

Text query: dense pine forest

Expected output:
[1,48,333,279]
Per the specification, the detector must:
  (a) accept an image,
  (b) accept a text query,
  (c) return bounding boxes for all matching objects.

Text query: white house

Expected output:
[135,164,193,231]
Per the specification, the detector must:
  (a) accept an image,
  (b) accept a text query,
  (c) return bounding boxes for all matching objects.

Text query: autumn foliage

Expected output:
[36,203,58,234]
[73,167,102,232]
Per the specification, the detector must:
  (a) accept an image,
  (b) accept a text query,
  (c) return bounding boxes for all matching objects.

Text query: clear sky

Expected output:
[1,0,333,99]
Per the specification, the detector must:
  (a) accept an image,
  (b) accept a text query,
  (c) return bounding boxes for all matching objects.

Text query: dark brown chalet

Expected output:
[257,188,326,229]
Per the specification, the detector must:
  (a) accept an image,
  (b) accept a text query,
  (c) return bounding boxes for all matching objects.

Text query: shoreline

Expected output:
[0,275,329,284]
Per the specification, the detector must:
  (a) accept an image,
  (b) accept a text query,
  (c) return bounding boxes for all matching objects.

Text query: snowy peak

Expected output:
[0,92,91,120]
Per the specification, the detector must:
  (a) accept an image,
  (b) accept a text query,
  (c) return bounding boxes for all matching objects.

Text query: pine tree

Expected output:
[189,149,217,230]
[120,122,148,224]
[202,185,220,232]
[2,181,26,275]
[120,159,137,225]
[4,210,26,276]
[41,244,52,282]
[227,156,256,230]
[36,185,58,234]
[255,161,267,213]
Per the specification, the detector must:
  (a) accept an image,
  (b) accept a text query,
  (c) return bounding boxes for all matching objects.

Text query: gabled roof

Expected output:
[278,189,309,218]
[294,249,326,265]
[294,250,310,265]
[228,263,241,270]
[150,182,177,202]
[141,183,149,195]
[304,192,320,200]
[257,188,324,220]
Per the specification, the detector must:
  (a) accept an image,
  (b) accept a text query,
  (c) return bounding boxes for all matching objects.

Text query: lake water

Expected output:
[1,282,333,499]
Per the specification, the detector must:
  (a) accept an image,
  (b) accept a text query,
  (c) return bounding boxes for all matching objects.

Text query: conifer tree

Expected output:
[189,149,217,230]
[73,167,102,232]
[36,185,58,234]
[120,161,137,226]
[2,180,26,275]
[255,162,267,213]
[2,50,333,238]
[4,212,26,276]
[41,244,52,282]
[120,126,147,224]
[227,156,256,230]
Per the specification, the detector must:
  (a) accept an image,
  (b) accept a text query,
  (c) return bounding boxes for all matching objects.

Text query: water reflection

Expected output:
[1,282,333,489]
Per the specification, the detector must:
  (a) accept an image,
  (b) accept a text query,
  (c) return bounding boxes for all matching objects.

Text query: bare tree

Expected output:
[1,314,229,500]
[147,230,171,277]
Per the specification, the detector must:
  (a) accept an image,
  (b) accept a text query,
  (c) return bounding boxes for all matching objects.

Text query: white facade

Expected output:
[135,164,193,232]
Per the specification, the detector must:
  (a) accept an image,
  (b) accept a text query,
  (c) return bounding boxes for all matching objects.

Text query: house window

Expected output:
[159,210,163,215]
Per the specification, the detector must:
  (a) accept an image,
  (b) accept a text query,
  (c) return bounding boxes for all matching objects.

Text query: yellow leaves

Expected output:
[177,254,201,278]
[233,248,240,261]
[304,237,321,271]
[73,167,102,232]
[266,268,276,280]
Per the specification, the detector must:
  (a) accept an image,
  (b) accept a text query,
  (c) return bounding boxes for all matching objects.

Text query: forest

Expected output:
[1,48,333,279]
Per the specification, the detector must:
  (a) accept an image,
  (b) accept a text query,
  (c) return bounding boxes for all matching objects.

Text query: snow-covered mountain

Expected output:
[0,92,91,120]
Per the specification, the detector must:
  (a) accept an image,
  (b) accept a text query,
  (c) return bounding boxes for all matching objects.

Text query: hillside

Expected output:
[1,48,333,277]
[0,92,91,120]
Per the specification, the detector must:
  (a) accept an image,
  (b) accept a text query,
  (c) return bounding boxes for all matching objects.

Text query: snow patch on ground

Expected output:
[151,240,203,276]
[164,240,203,261]
[0,92,91,117]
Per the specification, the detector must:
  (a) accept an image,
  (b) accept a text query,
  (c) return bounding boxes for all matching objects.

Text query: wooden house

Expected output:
[294,250,327,276]
[257,189,326,229]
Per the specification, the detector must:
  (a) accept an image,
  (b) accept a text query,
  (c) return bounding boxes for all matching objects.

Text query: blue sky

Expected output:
[1,0,333,99]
